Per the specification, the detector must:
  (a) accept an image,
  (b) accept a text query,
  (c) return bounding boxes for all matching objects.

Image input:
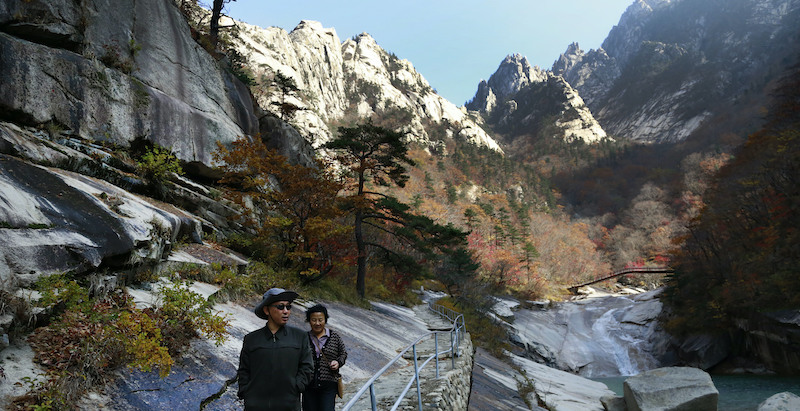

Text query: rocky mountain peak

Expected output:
[487,74,609,145]
[602,0,678,67]
[486,53,547,101]
[479,0,800,146]
[292,19,331,34]
[232,19,502,153]
[467,49,608,145]
[552,42,585,77]
[465,54,548,114]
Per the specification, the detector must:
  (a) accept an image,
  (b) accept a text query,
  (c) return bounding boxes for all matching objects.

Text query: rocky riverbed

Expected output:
[499,287,673,378]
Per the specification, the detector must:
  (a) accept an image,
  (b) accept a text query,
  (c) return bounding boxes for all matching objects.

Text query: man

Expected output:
[237,288,314,411]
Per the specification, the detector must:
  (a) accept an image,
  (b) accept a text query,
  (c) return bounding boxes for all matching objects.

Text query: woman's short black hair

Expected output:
[306,304,329,322]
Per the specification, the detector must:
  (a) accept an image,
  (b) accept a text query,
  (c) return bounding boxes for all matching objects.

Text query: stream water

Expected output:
[593,374,800,410]
[590,303,659,376]
[511,289,800,408]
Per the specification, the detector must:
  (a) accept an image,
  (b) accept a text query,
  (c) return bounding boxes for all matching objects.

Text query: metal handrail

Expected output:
[340,302,466,411]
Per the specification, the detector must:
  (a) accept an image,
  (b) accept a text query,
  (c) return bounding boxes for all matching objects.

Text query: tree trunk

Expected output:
[355,208,366,298]
[355,163,368,298]
[210,0,224,49]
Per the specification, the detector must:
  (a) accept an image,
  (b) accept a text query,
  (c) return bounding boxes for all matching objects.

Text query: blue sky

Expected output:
[226,0,634,106]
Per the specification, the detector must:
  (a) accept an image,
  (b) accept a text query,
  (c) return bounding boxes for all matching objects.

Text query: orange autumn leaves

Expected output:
[213,138,351,282]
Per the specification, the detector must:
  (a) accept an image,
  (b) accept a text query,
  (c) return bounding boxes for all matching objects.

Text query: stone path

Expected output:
[336,305,462,410]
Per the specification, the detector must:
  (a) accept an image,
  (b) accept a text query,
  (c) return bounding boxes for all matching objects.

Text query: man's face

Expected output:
[264,300,292,326]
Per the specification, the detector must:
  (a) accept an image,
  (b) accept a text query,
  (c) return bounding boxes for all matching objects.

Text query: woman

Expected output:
[303,304,348,411]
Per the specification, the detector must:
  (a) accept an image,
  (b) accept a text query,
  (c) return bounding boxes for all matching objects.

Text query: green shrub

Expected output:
[153,279,229,350]
[136,145,183,186]
[24,292,173,409]
[34,273,89,312]
[114,309,173,377]
[213,266,255,303]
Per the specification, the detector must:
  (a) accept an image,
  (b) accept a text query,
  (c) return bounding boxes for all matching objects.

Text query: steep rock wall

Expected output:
[0,0,258,172]
[0,147,204,292]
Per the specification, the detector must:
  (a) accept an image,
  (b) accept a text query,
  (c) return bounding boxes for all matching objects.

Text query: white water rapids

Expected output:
[591,303,658,376]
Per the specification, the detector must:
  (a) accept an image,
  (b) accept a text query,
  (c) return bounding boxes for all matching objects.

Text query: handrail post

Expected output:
[413,344,422,411]
[434,332,440,379]
[455,317,461,357]
[450,329,455,369]
[370,383,377,411]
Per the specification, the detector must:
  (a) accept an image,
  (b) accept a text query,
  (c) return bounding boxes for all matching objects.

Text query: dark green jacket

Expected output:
[237,323,314,411]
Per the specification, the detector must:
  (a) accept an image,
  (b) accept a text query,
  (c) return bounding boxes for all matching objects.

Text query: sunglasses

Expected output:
[271,304,292,311]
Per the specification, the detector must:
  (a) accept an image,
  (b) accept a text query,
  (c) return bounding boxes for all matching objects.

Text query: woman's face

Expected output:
[309,311,326,334]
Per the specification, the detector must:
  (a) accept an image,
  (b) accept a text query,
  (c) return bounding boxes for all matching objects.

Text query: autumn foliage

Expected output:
[213,137,350,283]
[664,66,800,332]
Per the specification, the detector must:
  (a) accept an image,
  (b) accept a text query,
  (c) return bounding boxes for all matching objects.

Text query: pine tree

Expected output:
[325,121,469,298]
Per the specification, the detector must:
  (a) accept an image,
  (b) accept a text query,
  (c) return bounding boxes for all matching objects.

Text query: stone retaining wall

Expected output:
[421,333,475,411]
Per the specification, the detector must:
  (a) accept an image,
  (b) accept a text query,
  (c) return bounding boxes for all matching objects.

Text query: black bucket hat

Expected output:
[254,288,299,320]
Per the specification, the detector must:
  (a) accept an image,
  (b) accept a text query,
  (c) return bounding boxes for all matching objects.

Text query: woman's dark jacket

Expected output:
[309,329,347,384]
[237,324,314,411]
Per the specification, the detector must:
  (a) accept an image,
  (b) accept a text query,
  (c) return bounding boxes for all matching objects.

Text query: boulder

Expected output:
[677,333,732,370]
[0,154,202,291]
[600,394,627,411]
[623,367,718,411]
[491,296,520,319]
[758,392,800,411]
[511,354,616,411]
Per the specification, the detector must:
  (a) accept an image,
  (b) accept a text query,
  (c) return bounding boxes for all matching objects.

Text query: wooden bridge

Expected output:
[567,266,674,294]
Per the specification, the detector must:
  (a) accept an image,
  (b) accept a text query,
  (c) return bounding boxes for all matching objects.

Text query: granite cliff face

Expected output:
[231,19,502,153]
[552,43,620,113]
[0,0,258,291]
[0,0,258,174]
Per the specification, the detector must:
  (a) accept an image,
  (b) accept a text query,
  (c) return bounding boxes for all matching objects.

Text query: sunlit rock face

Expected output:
[0,0,258,172]
[552,43,620,111]
[600,0,679,70]
[231,20,502,153]
[465,53,545,115]
[481,54,549,106]
[466,53,609,145]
